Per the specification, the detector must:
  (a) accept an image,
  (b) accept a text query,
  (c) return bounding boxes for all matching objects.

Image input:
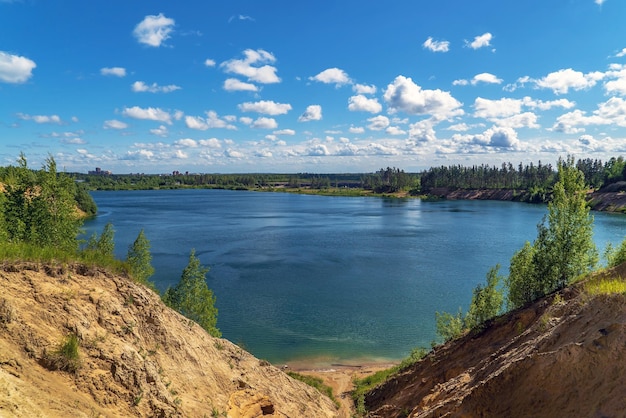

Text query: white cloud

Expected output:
[473,97,522,118]
[471,73,503,85]
[309,68,351,86]
[131,81,181,93]
[174,138,198,147]
[306,144,330,156]
[386,126,406,135]
[383,75,464,120]
[150,125,168,137]
[220,49,280,84]
[100,67,126,77]
[349,126,365,134]
[0,51,36,83]
[298,105,322,122]
[423,37,450,52]
[17,113,61,124]
[533,68,604,94]
[348,95,382,113]
[225,149,245,158]
[122,106,172,124]
[274,129,295,135]
[496,112,540,129]
[103,119,128,129]
[251,117,278,129]
[353,83,377,94]
[239,116,253,125]
[452,79,469,86]
[467,32,493,50]
[185,111,237,130]
[483,126,519,148]
[604,64,626,96]
[238,100,292,115]
[223,78,258,92]
[521,96,576,110]
[229,14,255,23]
[174,150,188,159]
[124,149,155,160]
[595,0,607,5]
[198,138,221,148]
[616,48,626,58]
[204,59,216,67]
[133,13,175,47]
[367,115,390,131]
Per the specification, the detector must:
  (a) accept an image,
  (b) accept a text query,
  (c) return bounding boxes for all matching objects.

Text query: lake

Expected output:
[83,189,626,364]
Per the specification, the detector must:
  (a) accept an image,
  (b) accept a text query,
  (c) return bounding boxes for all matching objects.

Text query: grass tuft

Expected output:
[287,371,340,409]
[585,278,626,296]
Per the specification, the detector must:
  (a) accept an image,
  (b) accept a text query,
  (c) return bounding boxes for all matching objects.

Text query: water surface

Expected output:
[84,190,626,363]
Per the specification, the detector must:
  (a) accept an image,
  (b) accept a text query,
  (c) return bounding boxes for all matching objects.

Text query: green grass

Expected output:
[286,371,340,409]
[352,347,428,416]
[585,278,626,296]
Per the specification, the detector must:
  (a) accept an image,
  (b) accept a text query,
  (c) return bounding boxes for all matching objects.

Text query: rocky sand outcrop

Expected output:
[0,263,337,417]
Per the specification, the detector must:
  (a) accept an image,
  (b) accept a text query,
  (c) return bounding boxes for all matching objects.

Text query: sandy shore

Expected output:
[287,358,399,418]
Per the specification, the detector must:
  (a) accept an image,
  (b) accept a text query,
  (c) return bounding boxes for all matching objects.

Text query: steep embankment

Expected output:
[365,263,626,417]
[0,263,337,417]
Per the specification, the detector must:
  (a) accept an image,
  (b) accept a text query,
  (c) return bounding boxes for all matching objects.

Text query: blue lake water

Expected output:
[83,189,626,364]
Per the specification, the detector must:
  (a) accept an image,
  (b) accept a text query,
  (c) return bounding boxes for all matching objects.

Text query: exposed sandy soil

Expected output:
[364,263,626,417]
[0,262,338,417]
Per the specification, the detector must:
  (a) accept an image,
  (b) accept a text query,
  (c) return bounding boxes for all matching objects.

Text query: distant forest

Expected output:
[71,156,626,196]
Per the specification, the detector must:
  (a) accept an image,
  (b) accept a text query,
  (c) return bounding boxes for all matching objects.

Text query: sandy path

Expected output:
[293,362,397,417]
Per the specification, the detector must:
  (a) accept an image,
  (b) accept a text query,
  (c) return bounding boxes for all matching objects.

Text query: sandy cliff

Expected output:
[0,263,337,417]
[364,263,626,418]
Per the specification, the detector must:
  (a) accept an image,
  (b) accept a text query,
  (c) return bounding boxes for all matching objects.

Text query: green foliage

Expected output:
[585,278,626,296]
[465,265,504,329]
[1,154,82,253]
[604,239,626,268]
[126,229,155,285]
[506,156,598,309]
[287,372,339,408]
[435,308,465,342]
[45,332,81,373]
[85,222,115,260]
[73,182,98,217]
[163,249,220,337]
[506,241,539,309]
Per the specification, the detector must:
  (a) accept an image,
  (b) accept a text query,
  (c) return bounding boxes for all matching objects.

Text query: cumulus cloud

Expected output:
[251,117,278,129]
[174,138,198,148]
[223,78,258,92]
[238,100,292,115]
[100,67,126,77]
[384,75,463,120]
[133,13,175,47]
[367,115,390,131]
[309,68,351,86]
[103,119,128,129]
[521,96,576,110]
[616,48,626,58]
[150,125,169,137]
[122,106,173,124]
[0,51,36,83]
[220,49,280,84]
[533,68,604,94]
[483,126,520,148]
[353,83,377,94]
[471,73,503,85]
[467,32,493,50]
[204,59,216,67]
[199,138,221,148]
[185,111,237,130]
[225,149,245,158]
[131,81,181,93]
[17,113,62,124]
[604,64,626,96]
[348,95,382,113]
[298,105,322,122]
[423,37,450,52]
[473,97,522,119]
[386,126,407,135]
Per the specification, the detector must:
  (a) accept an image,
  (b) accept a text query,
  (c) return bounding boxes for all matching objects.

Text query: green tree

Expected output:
[506,241,538,309]
[604,239,626,268]
[163,249,220,337]
[435,308,464,342]
[506,156,597,309]
[126,229,155,285]
[86,222,115,259]
[465,265,504,329]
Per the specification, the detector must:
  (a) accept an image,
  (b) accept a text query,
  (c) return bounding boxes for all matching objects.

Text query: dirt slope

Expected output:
[0,262,338,417]
[365,263,626,418]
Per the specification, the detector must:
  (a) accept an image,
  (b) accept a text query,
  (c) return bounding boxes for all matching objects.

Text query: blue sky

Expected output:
[1,0,626,174]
